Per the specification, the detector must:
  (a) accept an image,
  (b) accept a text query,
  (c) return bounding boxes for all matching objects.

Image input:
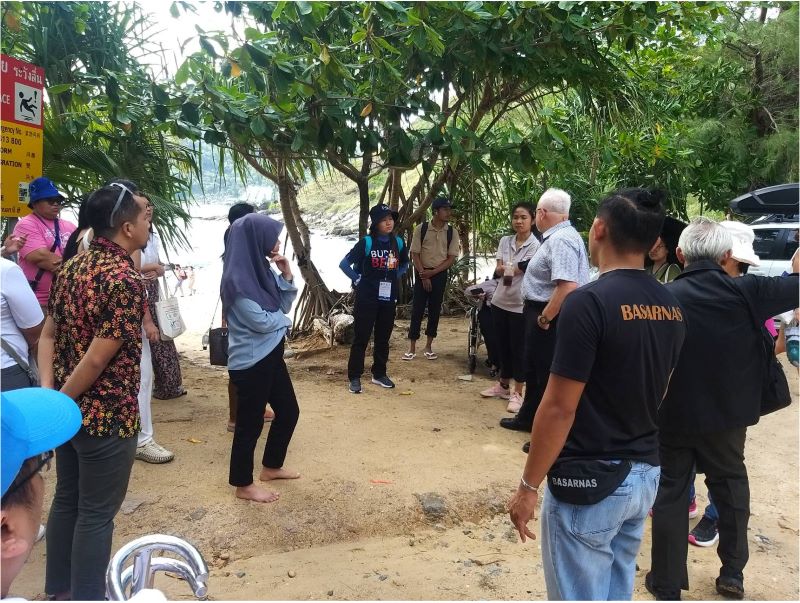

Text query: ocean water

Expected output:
[157,202,359,334]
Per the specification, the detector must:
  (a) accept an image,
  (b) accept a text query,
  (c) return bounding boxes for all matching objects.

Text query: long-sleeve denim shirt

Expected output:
[226,273,298,370]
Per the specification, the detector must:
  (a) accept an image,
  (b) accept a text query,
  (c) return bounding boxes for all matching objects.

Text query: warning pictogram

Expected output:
[15,82,42,126]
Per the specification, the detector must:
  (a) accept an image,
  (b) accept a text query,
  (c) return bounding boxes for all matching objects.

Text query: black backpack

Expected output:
[419,221,453,249]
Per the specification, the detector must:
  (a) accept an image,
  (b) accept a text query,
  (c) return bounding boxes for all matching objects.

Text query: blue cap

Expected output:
[432,196,451,210]
[369,203,399,225]
[28,177,65,207]
[1,388,82,497]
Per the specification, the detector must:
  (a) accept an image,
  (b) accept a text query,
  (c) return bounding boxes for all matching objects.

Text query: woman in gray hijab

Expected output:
[221,213,300,503]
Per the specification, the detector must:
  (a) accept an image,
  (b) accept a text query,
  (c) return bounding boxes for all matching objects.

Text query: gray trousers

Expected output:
[0,364,32,391]
[45,429,137,600]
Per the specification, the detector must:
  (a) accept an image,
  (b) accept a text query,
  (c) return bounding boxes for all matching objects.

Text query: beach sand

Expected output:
[12,306,799,600]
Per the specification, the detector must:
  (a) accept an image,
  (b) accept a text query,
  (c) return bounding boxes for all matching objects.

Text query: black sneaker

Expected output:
[645,571,681,601]
[715,576,744,600]
[688,515,719,547]
[349,379,362,394]
[371,375,395,388]
[522,441,530,454]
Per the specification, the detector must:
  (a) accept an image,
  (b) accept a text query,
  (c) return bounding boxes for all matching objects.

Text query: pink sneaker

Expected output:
[480,382,511,399]
[506,392,523,413]
[688,496,698,519]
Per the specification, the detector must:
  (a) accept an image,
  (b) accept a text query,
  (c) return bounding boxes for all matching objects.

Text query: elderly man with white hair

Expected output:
[500,188,590,446]
[647,217,799,601]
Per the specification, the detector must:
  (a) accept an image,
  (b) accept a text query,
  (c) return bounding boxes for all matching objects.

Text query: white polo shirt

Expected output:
[1,258,44,369]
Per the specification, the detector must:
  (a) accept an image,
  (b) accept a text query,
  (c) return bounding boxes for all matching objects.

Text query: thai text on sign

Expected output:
[1,54,45,218]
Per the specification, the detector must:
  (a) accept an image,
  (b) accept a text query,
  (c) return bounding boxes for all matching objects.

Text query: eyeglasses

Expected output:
[43,198,64,206]
[3,450,53,500]
[108,182,134,228]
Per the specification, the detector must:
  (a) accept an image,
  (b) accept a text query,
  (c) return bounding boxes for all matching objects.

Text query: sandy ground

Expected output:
[12,313,800,601]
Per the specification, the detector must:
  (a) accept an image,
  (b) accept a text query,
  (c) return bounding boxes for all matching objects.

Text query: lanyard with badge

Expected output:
[378,244,398,302]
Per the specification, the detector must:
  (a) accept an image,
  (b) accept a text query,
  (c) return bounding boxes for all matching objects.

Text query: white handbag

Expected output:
[156,277,186,341]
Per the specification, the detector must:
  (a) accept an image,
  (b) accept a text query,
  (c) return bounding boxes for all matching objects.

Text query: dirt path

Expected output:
[13,316,799,600]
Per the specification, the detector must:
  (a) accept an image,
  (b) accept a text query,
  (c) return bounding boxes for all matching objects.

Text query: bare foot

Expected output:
[235,484,280,503]
[260,466,301,481]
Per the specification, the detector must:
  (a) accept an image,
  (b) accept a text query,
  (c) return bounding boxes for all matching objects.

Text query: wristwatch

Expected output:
[537,314,550,326]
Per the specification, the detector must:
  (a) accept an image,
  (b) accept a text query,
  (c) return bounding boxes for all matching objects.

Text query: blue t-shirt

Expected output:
[343,235,409,303]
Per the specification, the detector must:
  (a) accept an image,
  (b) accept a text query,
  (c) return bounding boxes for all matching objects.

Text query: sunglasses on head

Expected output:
[108,182,135,228]
[3,450,53,500]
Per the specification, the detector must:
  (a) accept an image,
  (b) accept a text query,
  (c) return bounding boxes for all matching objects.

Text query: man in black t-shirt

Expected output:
[508,188,686,600]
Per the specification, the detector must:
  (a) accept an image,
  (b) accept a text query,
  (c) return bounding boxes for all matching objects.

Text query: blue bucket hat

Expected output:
[28,177,66,208]
[369,204,399,225]
[1,388,82,497]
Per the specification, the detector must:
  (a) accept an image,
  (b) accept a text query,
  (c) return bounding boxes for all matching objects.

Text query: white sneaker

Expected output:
[36,524,46,542]
[136,440,175,464]
[506,392,523,413]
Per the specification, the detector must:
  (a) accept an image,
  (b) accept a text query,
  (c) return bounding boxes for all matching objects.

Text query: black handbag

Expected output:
[205,296,229,367]
[546,458,632,505]
[208,327,229,366]
[739,285,792,416]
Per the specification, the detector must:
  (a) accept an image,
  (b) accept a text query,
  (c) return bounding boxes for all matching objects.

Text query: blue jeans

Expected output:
[705,491,719,522]
[541,461,660,600]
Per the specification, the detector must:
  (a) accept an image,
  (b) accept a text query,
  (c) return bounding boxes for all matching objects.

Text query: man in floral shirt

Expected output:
[38,180,152,601]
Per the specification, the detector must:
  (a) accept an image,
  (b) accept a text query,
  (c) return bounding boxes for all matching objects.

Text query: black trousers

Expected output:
[478,304,501,368]
[228,338,299,487]
[516,301,559,429]
[408,270,448,340]
[348,294,396,380]
[650,428,749,593]
[491,305,526,382]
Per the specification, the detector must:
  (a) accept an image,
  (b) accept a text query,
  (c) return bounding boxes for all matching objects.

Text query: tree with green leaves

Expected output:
[1,1,196,249]
[163,1,722,327]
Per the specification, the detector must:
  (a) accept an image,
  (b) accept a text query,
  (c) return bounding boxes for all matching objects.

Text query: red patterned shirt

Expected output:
[48,236,144,437]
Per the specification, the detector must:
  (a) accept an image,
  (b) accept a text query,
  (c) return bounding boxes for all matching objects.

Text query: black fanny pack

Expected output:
[547,458,632,505]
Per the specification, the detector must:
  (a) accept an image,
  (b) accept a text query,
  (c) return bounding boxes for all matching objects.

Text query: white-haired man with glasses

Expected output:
[38,180,151,601]
[12,177,77,312]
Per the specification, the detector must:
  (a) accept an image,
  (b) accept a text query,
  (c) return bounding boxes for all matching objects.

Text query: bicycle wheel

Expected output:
[468,307,479,373]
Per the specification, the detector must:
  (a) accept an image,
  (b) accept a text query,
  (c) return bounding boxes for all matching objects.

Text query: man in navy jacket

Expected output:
[648,217,799,601]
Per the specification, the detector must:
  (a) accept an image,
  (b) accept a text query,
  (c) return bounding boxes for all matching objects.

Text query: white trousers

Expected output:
[137,331,154,447]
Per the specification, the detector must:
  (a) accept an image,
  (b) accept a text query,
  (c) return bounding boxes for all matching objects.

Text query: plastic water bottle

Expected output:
[201,331,209,350]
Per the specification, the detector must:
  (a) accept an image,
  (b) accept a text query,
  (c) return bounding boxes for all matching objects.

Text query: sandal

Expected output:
[401,352,416,361]
[423,351,438,360]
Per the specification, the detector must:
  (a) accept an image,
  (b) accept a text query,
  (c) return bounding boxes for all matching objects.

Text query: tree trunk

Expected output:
[454,213,471,281]
[357,177,370,237]
[275,164,336,333]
